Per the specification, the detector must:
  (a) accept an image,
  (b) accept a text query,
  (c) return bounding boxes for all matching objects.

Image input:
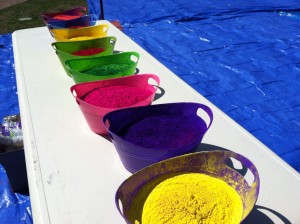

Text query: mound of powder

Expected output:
[122,115,205,149]
[72,48,105,56]
[81,85,152,108]
[82,63,132,76]
[69,36,95,41]
[52,15,81,20]
[140,173,243,224]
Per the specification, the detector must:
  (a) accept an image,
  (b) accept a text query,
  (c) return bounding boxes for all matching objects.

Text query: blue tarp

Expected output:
[0,163,32,223]
[0,34,19,121]
[97,0,300,172]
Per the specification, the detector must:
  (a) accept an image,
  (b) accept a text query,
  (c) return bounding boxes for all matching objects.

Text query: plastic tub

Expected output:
[46,14,97,31]
[65,51,140,83]
[103,102,213,173]
[50,24,109,42]
[52,36,117,77]
[41,6,87,23]
[71,74,160,135]
[115,150,260,224]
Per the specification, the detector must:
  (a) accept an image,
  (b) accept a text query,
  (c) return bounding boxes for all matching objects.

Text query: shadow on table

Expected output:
[194,143,292,224]
[242,205,292,224]
[153,86,165,101]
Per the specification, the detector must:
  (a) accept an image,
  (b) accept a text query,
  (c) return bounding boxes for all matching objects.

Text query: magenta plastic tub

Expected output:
[46,14,97,30]
[70,74,160,135]
[103,102,213,173]
[41,6,87,23]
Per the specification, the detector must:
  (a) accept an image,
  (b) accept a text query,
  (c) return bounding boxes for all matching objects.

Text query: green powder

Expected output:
[82,63,133,76]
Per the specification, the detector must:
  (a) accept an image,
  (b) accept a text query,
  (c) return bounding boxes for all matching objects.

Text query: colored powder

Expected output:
[82,63,132,76]
[69,36,95,41]
[122,115,205,149]
[81,86,152,108]
[72,48,105,56]
[138,173,243,224]
[52,15,81,20]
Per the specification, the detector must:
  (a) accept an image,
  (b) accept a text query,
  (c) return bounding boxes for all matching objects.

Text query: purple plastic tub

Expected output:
[103,102,213,173]
[115,150,260,224]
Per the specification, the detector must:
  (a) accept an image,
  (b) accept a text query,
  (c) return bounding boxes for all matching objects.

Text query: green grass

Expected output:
[0,0,88,35]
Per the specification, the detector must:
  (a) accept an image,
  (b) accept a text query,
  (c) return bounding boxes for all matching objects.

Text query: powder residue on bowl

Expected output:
[139,173,243,224]
[72,48,105,56]
[122,115,205,149]
[81,85,152,108]
[82,63,133,76]
[52,15,81,20]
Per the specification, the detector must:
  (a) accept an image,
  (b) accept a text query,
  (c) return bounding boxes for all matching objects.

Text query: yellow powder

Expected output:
[138,173,243,224]
[69,36,94,41]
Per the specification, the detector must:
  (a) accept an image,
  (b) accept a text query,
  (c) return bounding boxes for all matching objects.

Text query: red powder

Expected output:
[81,85,153,108]
[72,48,105,56]
[53,15,81,20]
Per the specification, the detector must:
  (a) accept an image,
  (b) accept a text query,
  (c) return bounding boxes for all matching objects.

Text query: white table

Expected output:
[13,21,300,224]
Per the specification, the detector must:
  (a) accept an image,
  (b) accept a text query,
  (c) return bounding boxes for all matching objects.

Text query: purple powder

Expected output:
[122,115,205,149]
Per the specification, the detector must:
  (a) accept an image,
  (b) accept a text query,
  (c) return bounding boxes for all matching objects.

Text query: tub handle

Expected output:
[51,42,57,51]
[224,151,260,188]
[196,104,213,130]
[48,24,55,30]
[147,74,160,87]
[222,150,260,220]
[70,87,78,99]
[102,24,109,33]
[129,52,140,63]
[109,36,117,45]
[89,14,98,24]
[70,86,80,105]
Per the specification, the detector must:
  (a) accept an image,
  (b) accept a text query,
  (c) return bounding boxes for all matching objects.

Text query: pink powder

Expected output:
[72,48,105,56]
[81,85,153,108]
[53,15,81,20]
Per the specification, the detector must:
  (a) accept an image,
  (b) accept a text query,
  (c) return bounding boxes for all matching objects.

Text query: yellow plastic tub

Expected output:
[50,24,109,42]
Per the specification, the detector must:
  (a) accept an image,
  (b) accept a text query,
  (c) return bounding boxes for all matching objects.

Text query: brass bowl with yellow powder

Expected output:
[115,150,260,224]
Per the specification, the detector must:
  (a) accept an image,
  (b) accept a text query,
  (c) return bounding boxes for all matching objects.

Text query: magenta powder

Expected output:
[122,115,205,149]
[52,15,81,20]
[72,48,105,56]
[81,85,152,108]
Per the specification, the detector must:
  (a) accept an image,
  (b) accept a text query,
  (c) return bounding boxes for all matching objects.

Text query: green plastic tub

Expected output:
[65,51,140,83]
[52,36,117,77]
